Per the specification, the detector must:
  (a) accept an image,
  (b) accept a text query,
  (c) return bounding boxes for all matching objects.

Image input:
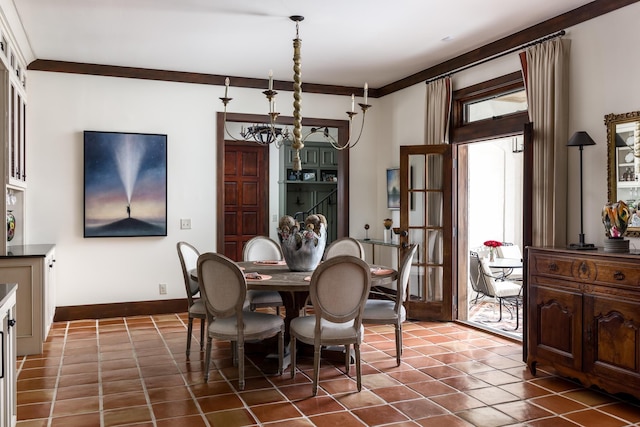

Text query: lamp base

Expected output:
[567,242,597,250]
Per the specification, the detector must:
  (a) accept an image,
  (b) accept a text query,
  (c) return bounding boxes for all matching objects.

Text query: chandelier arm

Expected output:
[327,109,368,150]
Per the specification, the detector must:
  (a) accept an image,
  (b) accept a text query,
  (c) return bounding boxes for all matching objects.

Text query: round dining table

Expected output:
[190,260,397,332]
[190,259,397,372]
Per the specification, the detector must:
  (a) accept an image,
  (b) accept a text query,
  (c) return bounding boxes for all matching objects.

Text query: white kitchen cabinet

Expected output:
[0,245,56,356]
[0,283,17,427]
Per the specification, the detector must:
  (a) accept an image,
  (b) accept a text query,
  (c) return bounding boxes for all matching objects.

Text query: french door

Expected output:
[400,144,453,321]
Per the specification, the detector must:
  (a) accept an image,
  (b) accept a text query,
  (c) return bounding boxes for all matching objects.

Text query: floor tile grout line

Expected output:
[122,316,159,427]
[95,319,106,427]
[46,321,69,427]
[150,313,212,427]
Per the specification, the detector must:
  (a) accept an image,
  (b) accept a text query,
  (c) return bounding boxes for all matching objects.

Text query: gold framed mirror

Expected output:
[606,111,640,237]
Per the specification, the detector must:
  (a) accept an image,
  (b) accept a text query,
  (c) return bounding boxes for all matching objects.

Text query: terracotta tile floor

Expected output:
[15,314,640,426]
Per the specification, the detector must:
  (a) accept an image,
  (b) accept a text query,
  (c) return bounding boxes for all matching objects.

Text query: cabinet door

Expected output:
[286,146,319,168]
[528,283,583,371]
[583,294,640,387]
[43,250,56,337]
[319,147,337,167]
[286,187,314,216]
[0,300,17,427]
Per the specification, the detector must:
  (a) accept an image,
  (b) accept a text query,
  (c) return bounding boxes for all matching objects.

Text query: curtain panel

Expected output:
[519,38,571,248]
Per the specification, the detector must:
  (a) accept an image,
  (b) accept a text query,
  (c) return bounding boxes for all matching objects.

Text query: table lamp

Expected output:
[567,131,597,250]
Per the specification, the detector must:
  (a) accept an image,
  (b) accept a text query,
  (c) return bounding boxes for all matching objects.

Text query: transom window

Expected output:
[464,88,527,124]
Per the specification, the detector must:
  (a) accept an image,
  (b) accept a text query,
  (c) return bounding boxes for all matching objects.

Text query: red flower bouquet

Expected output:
[483,240,502,261]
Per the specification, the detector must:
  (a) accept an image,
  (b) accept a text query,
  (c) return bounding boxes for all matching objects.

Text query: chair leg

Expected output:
[344,344,351,376]
[278,326,284,376]
[290,336,297,379]
[231,341,238,367]
[204,336,213,382]
[199,319,205,351]
[238,339,245,391]
[395,323,402,366]
[186,317,194,356]
[313,344,321,396]
[355,343,362,391]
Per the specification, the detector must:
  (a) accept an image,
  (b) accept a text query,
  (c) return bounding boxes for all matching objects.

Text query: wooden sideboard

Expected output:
[527,247,640,399]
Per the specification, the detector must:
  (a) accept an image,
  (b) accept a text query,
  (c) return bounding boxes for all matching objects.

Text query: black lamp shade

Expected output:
[615,133,627,147]
[567,131,596,147]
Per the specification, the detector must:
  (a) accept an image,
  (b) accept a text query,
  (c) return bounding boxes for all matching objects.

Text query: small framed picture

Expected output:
[387,168,400,209]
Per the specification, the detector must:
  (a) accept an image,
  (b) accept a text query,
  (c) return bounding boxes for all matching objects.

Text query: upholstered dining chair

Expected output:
[197,252,284,390]
[478,256,523,329]
[289,255,371,396]
[362,243,417,366]
[176,241,206,357]
[323,236,366,260]
[242,236,284,314]
[469,251,491,304]
[496,242,523,281]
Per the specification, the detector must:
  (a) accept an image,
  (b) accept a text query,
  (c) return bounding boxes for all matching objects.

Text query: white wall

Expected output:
[26,71,384,306]
[20,2,640,307]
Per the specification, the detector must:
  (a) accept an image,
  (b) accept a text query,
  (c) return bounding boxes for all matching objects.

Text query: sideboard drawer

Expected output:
[595,262,640,287]
[531,254,574,278]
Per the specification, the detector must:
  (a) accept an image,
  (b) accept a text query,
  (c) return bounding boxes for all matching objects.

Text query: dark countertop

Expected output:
[1,244,55,258]
[0,282,17,308]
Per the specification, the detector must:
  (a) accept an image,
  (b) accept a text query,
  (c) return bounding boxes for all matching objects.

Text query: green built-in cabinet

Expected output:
[281,142,338,243]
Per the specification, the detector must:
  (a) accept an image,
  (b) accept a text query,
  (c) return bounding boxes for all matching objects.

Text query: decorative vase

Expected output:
[278,214,327,271]
[6,210,15,242]
[602,200,630,238]
[489,248,495,262]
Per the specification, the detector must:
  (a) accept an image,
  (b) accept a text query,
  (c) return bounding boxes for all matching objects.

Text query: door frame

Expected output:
[216,112,351,252]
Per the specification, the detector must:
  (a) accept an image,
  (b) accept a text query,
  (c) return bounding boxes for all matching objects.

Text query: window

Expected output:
[464,88,527,123]
[451,72,528,144]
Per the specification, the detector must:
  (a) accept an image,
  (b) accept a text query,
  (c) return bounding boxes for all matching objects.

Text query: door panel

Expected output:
[400,144,453,321]
[224,143,269,261]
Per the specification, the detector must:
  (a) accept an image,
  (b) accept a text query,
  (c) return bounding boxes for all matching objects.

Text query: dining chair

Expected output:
[176,241,207,357]
[242,236,284,314]
[469,251,491,303]
[478,256,523,329]
[362,243,417,366]
[197,252,284,390]
[289,255,371,396]
[323,237,366,260]
[496,242,523,280]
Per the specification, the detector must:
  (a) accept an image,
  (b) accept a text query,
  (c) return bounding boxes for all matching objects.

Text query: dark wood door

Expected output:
[223,142,269,261]
[400,144,453,321]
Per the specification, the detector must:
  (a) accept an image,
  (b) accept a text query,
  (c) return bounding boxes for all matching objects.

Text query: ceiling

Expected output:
[14,0,595,89]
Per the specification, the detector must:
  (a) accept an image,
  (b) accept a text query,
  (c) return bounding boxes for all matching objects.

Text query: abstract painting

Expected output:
[84,131,167,237]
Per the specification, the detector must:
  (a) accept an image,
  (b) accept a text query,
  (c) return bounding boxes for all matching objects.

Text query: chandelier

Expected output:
[219,15,371,171]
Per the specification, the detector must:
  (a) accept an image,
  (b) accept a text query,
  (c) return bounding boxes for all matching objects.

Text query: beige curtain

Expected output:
[520,38,570,247]
[423,77,451,301]
[425,77,452,145]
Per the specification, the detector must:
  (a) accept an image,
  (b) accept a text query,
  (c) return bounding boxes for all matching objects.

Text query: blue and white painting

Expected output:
[84,131,167,237]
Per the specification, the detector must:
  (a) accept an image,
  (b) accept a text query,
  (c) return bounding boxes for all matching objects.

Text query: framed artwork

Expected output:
[387,167,400,209]
[84,131,167,237]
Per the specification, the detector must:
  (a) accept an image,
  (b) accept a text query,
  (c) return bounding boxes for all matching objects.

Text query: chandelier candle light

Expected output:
[220,15,372,171]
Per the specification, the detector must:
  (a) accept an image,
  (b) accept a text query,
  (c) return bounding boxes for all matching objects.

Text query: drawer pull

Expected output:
[613,271,626,281]
[548,262,559,272]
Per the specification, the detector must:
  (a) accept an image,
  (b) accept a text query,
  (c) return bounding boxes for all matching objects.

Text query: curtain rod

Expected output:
[425,29,566,84]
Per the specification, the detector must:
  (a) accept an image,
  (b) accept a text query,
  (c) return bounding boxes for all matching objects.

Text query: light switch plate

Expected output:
[180,218,191,229]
